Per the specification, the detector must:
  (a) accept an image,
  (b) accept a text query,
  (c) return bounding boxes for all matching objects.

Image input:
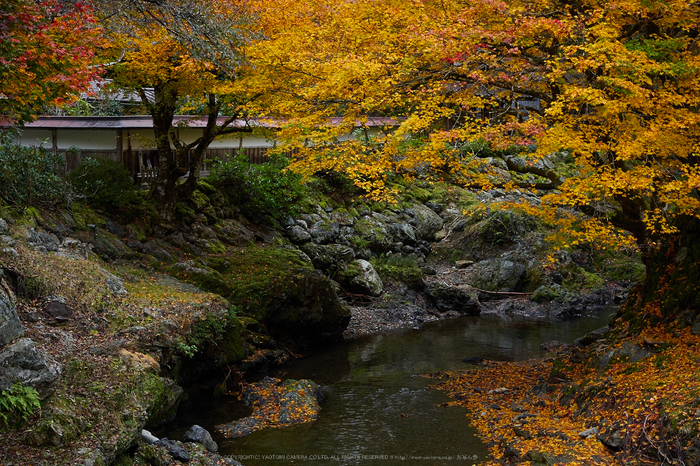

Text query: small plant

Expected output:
[0,132,72,207]
[0,382,40,427]
[176,341,198,359]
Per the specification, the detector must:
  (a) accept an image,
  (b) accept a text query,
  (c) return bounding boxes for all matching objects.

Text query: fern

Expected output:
[0,382,40,427]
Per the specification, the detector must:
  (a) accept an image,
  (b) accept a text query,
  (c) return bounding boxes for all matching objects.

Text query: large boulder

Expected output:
[263,268,351,341]
[468,258,527,293]
[182,425,218,453]
[0,275,22,347]
[424,283,481,315]
[0,338,61,399]
[340,259,383,297]
[299,243,355,271]
[407,203,444,240]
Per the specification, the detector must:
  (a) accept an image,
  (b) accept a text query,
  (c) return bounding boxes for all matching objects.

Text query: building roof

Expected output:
[1,115,399,130]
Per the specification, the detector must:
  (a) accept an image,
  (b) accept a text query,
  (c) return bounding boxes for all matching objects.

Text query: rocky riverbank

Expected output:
[0,177,644,465]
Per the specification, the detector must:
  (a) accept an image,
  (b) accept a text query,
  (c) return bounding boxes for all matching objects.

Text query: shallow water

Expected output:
[166,309,615,465]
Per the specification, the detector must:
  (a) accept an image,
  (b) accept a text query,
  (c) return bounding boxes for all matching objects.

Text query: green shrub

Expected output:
[0,382,40,427]
[208,152,306,220]
[69,156,139,209]
[0,132,71,207]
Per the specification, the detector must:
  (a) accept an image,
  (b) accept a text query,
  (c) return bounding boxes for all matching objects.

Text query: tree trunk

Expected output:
[617,215,700,330]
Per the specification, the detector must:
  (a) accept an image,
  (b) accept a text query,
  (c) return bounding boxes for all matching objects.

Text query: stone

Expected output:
[141,429,159,444]
[455,260,474,269]
[0,218,8,235]
[300,243,355,271]
[104,271,128,296]
[262,268,351,342]
[309,221,340,244]
[0,338,61,399]
[0,277,23,347]
[692,315,700,336]
[424,283,481,315]
[597,424,625,451]
[90,229,131,261]
[389,223,417,244]
[579,427,599,439]
[287,225,312,244]
[217,378,322,439]
[156,438,190,463]
[468,258,527,293]
[345,259,383,297]
[118,349,160,373]
[214,218,256,247]
[104,219,125,237]
[32,229,61,252]
[408,203,444,240]
[183,424,218,453]
[43,296,74,319]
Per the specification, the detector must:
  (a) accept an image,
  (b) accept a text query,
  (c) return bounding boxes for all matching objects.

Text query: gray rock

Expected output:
[597,423,624,451]
[0,277,23,347]
[43,296,74,319]
[139,240,176,263]
[424,283,481,315]
[0,218,8,235]
[455,260,474,269]
[389,223,417,244]
[263,268,350,342]
[345,260,383,297]
[105,219,125,237]
[300,243,355,271]
[0,235,14,246]
[0,338,61,399]
[214,218,256,247]
[351,216,392,252]
[692,315,700,336]
[1,248,18,258]
[468,258,527,293]
[309,221,340,244]
[183,424,218,452]
[579,427,599,438]
[407,203,444,240]
[141,429,159,444]
[90,229,131,261]
[27,228,60,252]
[287,225,312,244]
[103,271,128,296]
[156,438,190,462]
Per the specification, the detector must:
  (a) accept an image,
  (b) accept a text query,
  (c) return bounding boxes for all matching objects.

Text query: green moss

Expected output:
[188,190,211,212]
[370,254,425,289]
[197,179,217,194]
[69,202,105,230]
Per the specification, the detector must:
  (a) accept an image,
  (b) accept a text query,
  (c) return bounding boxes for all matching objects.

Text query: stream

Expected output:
[165,309,615,465]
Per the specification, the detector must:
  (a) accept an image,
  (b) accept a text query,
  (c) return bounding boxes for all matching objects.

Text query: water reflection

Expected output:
[168,309,615,465]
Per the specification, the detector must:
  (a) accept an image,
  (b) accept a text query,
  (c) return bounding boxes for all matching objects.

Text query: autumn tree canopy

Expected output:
[0,0,102,123]
[244,0,700,261]
[97,0,259,215]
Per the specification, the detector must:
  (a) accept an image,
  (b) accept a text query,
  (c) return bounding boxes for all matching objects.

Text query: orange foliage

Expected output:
[0,0,103,123]
[241,0,700,251]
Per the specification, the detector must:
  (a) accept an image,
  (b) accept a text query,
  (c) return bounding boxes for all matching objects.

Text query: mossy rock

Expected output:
[187,190,211,212]
[262,268,351,342]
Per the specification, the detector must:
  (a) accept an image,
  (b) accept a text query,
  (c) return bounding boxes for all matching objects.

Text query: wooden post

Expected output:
[116,129,123,163]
